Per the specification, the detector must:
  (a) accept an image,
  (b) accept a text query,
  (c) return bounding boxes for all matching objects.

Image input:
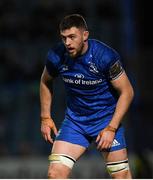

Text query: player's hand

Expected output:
[41,117,58,144]
[96,125,116,151]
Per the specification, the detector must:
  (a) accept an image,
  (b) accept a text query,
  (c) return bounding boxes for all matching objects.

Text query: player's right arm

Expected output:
[40,67,57,143]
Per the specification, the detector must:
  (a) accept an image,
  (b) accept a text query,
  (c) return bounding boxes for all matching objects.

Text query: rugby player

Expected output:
[40,14,134,179]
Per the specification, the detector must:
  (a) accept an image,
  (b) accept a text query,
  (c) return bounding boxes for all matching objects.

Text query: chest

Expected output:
[58,58,105,89]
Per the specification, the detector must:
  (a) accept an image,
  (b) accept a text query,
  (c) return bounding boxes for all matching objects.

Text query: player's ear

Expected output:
[83,31,89,42]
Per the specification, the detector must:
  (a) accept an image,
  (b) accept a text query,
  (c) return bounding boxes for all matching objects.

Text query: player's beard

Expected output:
[69,42,85,58]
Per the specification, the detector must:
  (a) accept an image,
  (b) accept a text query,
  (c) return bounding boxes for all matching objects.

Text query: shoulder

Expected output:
[102,45,120,62]
[45,42,66,77]
[47,42,66,65]
[89,39,117,59]
[89,39,111,50]
[89,39,106,52]
[90,39,120,56]
[89,39,121,71]
[95,40,120,65]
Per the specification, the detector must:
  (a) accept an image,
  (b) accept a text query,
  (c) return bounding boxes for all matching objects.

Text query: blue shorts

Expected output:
[55,118,126,152]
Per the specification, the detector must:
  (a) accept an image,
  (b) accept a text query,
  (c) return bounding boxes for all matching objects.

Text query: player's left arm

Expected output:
[96,62,134,150]
[109,71,134,129]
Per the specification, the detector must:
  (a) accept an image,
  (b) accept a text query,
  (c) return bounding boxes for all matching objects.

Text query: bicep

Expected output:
[41,67,54,83]
[110,72,133,93]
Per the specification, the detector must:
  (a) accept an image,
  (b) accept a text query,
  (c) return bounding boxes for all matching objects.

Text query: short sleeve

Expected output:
[45,50,59,77]
[102,47,124,80]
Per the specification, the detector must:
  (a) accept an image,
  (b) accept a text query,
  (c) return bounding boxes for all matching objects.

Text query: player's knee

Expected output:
[48,164,66,179]
[48,165,70,179]
[111,169,130,179]
[48,153,76,178]
[48,160,62,179]
[48,167,60,179]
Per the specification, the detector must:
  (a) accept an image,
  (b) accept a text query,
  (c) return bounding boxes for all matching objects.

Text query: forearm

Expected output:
[40,78,57,143]
[40,79,53,118]
[109,90,134,129]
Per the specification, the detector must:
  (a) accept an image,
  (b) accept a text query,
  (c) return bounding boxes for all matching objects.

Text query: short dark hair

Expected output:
[59,14,88,31]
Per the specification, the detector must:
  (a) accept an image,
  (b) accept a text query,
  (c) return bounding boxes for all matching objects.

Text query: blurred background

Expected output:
[0,0,152,178]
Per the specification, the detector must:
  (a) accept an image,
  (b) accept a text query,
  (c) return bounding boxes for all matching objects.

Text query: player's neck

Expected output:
[81,40,88,55]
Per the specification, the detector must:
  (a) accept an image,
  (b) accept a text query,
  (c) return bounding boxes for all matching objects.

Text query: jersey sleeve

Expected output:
[45,50,59,77]
[101,47,124,80]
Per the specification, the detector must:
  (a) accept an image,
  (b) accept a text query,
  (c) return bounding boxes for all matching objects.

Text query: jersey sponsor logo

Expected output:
[111,139,120,147]
[63,77,102,85]
[88,61,99,74]
[74,73,84,79]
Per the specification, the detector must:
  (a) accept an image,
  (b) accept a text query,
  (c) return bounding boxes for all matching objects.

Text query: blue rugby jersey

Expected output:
[46,39,124,125]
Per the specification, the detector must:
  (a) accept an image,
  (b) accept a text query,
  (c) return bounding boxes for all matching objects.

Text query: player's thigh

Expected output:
[52,140,86,160]
[102,148,128,162]
[48,140,86,178]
